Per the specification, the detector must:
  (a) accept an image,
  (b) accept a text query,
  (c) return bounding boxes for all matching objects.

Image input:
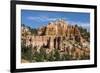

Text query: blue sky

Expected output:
[21,10,90,29]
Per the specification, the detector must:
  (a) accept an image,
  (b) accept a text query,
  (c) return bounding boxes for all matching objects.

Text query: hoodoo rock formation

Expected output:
[21,19,90,59]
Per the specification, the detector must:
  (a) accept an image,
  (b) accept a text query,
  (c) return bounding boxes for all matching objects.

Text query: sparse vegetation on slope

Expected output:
[21,20,90,63]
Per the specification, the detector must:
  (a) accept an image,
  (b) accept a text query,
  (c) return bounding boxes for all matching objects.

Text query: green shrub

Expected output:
[21,45,33,62]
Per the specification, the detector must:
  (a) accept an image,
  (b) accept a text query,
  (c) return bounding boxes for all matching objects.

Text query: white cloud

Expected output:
[27,16,41,20]
[27,16,90,31]
[67,21,89,27]
[27,16,68,22]
[27,16,89,27]
[67,20,90,32]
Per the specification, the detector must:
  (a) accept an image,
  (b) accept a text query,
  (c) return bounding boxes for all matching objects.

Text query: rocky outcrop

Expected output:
[21,19,90,60]
[37,19,83,42]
